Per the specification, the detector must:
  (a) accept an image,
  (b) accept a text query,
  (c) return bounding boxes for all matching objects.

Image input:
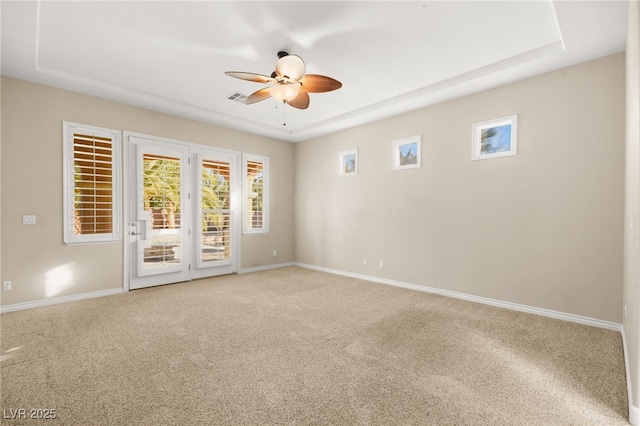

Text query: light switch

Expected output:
[22,215,36,225]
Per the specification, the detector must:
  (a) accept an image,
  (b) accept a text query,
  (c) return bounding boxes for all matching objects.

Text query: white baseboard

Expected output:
[2,263,622,333]
[622,325,639,426]
[631,404,640,426]
[0,288,123,314]
[0,262,291,313]
[294,262,622,332]
[239,262,296,275]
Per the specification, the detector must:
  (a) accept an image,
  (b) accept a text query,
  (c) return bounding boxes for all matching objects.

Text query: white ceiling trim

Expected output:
[1,1,626,143]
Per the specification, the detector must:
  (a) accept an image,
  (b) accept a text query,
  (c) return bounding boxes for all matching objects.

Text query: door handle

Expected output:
[130,222,141,236]
[130,219,149,240]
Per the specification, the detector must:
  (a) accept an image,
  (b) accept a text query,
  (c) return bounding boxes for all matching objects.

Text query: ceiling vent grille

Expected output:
[227,92,248,103]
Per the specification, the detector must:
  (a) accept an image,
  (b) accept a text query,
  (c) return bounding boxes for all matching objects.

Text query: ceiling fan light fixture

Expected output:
[275,54,306,82]
[269,83,300,102]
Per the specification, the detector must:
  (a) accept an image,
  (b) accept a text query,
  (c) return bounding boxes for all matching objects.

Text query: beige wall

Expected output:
[295,53,625,323]
[0,77,294,306]
[624,0,640,418]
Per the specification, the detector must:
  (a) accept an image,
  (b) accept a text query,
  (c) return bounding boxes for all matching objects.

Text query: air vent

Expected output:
[227,92,248,103]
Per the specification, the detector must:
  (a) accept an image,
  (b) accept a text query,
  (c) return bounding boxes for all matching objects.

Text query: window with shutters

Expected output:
[243,154,269,234]
[63,122,121,244]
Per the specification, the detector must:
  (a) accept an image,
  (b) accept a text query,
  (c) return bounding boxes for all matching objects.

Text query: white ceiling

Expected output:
[1,1,628,143]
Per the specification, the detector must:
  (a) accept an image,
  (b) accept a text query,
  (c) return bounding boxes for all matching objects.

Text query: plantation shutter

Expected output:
[74,134,113,234]
[243,154,269,234]
[63,122,121,244]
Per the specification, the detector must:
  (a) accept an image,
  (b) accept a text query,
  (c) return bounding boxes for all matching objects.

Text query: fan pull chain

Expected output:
[274,100,287,126]
[282,101,287,126]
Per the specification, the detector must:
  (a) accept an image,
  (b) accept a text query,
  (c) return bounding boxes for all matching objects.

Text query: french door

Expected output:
[125,133,238,290]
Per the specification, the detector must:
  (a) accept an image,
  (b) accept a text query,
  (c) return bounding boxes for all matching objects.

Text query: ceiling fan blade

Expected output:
[275,54,306,82]
[225,71,276,84]
[300,74,342,93]
[287,91,310,110]
[245,87,272,104]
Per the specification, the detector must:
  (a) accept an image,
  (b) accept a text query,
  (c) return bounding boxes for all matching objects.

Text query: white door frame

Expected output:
[122,131,240,291]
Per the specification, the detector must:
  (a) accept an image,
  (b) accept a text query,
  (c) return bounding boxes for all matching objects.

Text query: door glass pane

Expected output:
[142,153,182,269]
[201,158,231,264]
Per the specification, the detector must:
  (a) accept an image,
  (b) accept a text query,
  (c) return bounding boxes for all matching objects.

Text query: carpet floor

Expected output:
[0,266,629,425]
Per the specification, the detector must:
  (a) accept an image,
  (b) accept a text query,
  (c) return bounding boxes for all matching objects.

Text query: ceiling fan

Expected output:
[225,51,342,110]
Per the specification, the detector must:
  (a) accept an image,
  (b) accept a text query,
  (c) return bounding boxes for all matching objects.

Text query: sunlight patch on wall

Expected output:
[45,263,75,298]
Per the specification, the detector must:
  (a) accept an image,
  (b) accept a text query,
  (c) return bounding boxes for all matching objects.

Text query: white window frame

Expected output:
[63,121,122,244]
[242,153,269,235]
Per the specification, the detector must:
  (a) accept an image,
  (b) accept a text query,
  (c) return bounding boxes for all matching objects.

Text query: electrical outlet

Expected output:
[379,260,384,268]
[22,215,36,225]
[363,258,368,266]
[272,250,277,258]
[3,281,12,291]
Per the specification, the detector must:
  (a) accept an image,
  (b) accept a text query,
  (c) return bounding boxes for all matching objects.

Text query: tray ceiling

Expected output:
[1,1,628,142]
